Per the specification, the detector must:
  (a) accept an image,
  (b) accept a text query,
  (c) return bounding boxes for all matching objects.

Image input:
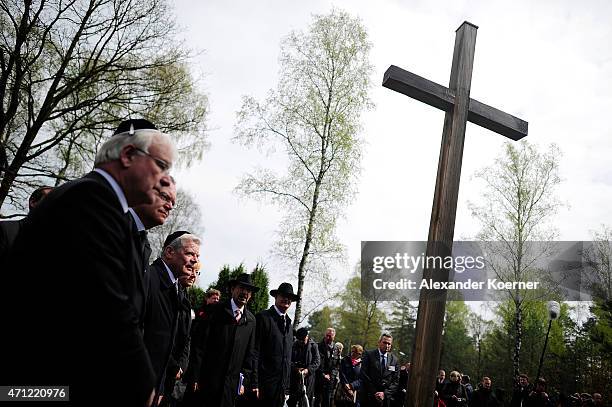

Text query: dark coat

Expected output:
[186,299,256,407]
[337,355,362,407]
[441,381,469,407]
[0,171,154,404]
[289,338,321,400]
[469,387,501,407]
[162,286,192,397]
[143,258,183,392]
[510,385,532,407]
[317,340,340,381]
[0,218,22,263]
[252,306,293,402]
[339,355,362,389]
[359,349,399,407]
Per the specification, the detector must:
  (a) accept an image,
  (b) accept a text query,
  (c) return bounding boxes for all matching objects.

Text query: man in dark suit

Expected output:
[130,174,177,276]
[186,273,259,407]
[0,119,177,406]
[252,282,298,407]
[0,185,52,262]
[359,333,400,407]
[144,230,200,405]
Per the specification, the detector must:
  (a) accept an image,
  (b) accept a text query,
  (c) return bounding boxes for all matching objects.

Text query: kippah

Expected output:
[163,230,191,248]
[113,119,158,135]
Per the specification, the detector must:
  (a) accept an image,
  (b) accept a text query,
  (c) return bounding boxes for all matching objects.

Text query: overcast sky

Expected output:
[171,0,612,313]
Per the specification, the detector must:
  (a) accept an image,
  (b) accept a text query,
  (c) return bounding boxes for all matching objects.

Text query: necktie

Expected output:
[381,354,386,374]
[235,309,242,323]
[278,314,286,333]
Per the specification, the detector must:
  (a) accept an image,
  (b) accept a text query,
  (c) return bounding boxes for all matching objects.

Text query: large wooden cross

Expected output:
[382,22,528,407]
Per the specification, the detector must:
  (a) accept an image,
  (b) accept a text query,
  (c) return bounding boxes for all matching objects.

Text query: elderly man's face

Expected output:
[164,239,200,279]
[324,329,335,344]
[178,264,197,289]
[482,378,492,389]
[134,181,176,229]
[122,140,173,206]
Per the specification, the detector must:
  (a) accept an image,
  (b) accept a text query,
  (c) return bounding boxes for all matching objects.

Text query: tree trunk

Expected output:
[513,301,523,377]
[293,178,322,328]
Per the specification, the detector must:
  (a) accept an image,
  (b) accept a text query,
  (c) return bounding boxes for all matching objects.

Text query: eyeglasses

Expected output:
[134,147,171,174]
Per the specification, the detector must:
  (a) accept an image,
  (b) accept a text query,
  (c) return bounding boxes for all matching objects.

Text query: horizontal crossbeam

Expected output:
[383,65,528,140]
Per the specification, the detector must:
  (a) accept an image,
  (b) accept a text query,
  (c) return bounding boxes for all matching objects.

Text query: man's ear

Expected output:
[119,144,136,168]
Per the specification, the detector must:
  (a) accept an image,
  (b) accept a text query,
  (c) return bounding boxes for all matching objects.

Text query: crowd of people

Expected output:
[433,370,605,407]
[0,119,606,407]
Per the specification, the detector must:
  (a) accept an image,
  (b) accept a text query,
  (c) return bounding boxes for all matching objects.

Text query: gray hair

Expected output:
[167,233,201,251]
[94,129,177,166]
[380,333,393,341]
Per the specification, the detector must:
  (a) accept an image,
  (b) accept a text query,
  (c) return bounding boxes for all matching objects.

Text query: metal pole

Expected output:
[535,319,553,380]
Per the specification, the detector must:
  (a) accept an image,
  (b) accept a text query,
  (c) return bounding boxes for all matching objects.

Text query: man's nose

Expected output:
[159,175,172,187]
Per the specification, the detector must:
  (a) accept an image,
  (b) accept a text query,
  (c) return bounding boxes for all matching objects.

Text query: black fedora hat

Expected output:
[270,282,299,301]
[113,118,158,135]
[228,273,260,292]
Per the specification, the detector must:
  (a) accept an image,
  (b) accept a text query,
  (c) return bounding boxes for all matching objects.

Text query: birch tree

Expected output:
[469,140,563,376]
[234,9,373,326]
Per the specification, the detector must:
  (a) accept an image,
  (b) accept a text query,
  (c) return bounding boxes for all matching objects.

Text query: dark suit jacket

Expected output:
[359,349,399,407]
[317,339,339,390]
[252,306,293,400]
[162,286,192,396]
[0,218,23,263]
[0,171,154,404]
[185,299,256,407]
[143,258,182,392]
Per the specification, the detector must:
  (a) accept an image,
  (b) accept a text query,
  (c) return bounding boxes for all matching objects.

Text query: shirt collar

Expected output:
[231,298,245,314]
[378,350,387,358]
[273,305,286,317]
[93,168,129,213]
[161,259,177,286]
[128,208,145,232]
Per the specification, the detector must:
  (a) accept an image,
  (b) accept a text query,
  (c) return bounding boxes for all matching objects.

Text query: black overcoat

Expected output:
[0,218,22,262]
[162,286,192,396]
[252,306,293,404]
[359,349,399,407]
[186,300,256,407]
[0,171,154,405]
[143,258,182,392]
[289,338,321,399]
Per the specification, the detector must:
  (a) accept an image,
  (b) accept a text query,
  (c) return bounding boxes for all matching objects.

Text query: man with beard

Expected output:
[252,282,299,407]
[144,231,200,404]
[186,273,259,407]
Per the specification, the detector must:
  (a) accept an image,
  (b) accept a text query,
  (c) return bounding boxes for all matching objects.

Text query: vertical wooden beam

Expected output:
[406,21,478,407]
